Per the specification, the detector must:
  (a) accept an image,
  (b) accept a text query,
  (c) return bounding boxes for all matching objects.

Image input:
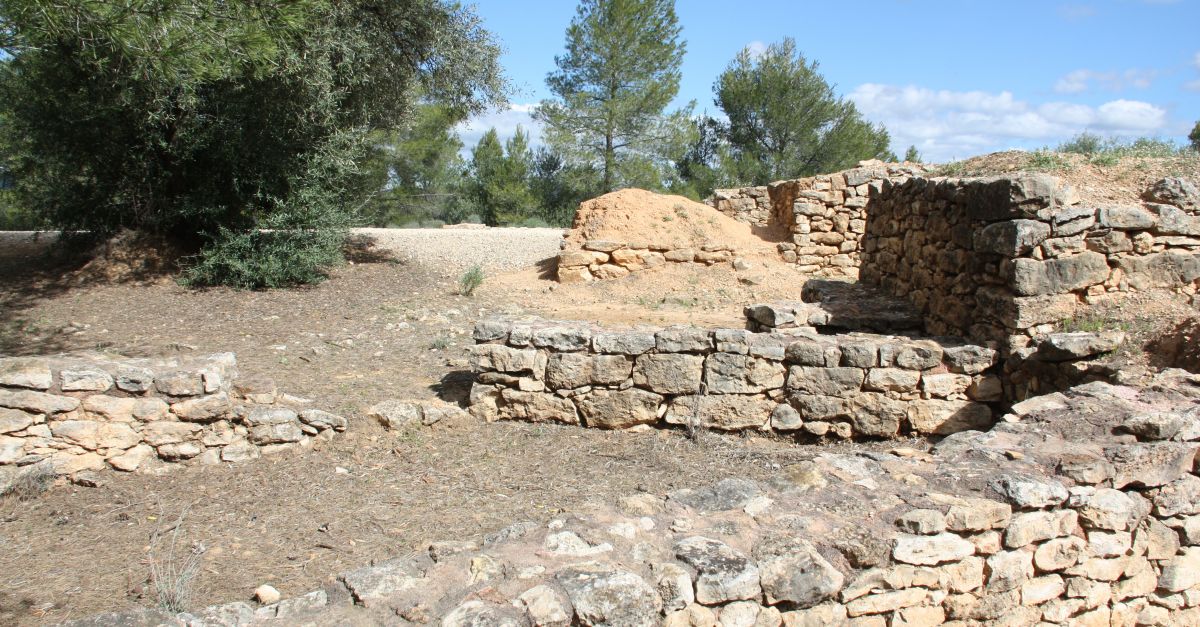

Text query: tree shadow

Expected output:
[534,255,558,281]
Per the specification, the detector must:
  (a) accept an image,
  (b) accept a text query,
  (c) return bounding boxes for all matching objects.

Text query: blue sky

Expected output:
[458,0,1200,163]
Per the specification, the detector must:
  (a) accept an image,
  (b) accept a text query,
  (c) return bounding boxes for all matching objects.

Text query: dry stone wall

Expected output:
[707,186,773,226]
[468,317,1000,439]
[74,372,1200,626]
[557,239,742,283]
[0,352,346,480]
[858,174,1200,398]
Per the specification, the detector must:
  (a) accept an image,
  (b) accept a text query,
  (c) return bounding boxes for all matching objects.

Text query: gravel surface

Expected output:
[355,227,565,274]
[0,228,567,275]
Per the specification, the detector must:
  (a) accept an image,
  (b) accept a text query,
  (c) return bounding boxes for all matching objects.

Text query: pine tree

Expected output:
[904,145,921,163]
[1189,121,1200,152]
[468,127,537,225]
[715,38,893,183]
[536,0,688,192]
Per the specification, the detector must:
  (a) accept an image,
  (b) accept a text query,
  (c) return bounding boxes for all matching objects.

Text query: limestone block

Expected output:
[498,390,579,425]
[1010,252,1110,296]
[593,330,657,355]
[576,389,661,429]
[633,354,704,394]
[786,367,863,397]
[1098,205,1157,230]
[705,353,786,394]
[974,219,1051,257]
[545,353,633,389]
[907,400,992,435]
[666,395,774,431]
[0,359,53,390]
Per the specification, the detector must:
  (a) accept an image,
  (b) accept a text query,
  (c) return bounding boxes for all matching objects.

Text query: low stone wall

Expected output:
[0,352,346,479]
[860,175,1200,352]
[468,317,999,439]
[556,239,743,283]
[79,373,1200,626]
[708,186,772,226]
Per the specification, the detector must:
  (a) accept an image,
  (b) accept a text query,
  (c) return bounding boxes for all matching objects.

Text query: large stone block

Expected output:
[592,331,657,355]
[498,390,579,425]
[470,345,547,378]
[633,354,704,394]
[1097,205,1157,230]
[1115,251,1200,290]
[964,175,1062,222]
[976,287,1078,329]
[665,394,773,431]
[1010,252,1110,296]
[544,353,633,389]
[907,400,993,435]
[655,327,712,353]
[847,394,906,437]
[786,366,864,397]
[576,389,662,429]
[704,353,786,394]
[974,220,1051,257]
[0,359,53,390]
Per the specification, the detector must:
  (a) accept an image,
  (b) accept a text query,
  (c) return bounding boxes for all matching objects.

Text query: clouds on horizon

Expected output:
[454,103,542,153]
[849,84,1168,162]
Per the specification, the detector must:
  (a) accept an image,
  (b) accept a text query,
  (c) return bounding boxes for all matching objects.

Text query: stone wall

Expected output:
[860,175,1200,349]
[79,372,1200,626]
[468,317,999,439]
[557,239,743,283]
[707,186,772,226]
[707,162,925,278]
[0,352,346,479]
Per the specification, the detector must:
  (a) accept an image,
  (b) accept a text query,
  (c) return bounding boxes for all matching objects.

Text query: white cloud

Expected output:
[849,83,1169,162]
[744,41,769,60]
[455,103,543,152]
[1194,51,1200,70]
[1054,68,1157,94]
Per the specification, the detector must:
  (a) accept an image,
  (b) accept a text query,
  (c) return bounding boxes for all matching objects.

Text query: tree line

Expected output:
[367,2,898,229]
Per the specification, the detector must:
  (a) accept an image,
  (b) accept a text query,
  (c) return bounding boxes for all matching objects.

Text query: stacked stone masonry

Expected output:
[858,174,1200,354]
[77,372,1200,626]
[468,317,1002,439]
[557,238,743,283]
[707,186,772,226]
[0,352,346,479]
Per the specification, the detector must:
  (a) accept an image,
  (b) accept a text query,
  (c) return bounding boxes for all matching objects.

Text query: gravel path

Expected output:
[355,227,565,274]
[1,228,567,275]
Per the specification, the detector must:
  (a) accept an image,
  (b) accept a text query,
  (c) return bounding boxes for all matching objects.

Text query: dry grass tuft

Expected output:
[1,464,56,501]
[149,505,207,613]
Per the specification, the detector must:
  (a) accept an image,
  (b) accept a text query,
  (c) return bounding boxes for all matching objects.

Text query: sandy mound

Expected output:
[566,188,771,252]
[70,229,190,284]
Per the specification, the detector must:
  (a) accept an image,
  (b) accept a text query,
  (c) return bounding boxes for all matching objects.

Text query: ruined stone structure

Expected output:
[73,371,1200,626]
[0,353,345,479]
[557,240,742,283]
[467,316,1001,439]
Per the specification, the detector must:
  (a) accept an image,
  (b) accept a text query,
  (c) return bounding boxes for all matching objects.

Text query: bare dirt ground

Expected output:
[0,229,896,626]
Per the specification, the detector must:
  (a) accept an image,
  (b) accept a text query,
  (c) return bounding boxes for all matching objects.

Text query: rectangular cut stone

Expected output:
[786,366,864,397]
[705,353,785,394]
[665,395,774,431]
[576,389,661,429]
[1010,252,1110,296]
[633,354,704,394]
[592,331,656,355]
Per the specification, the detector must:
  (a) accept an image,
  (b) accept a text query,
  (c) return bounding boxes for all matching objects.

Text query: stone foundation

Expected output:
[468,317,1000,439]
[78,372,1200,626]
[556,239,744,283]
[0,352,346,480]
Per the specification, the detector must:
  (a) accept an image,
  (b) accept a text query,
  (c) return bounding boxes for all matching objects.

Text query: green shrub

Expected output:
[181,226,347,290]
[459,264,484,296]
[1027,150,1070,172]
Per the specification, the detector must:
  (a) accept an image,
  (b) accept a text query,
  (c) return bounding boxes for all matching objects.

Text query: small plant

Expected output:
[0,464,56,501]
[1059,314,1130,334]
[430,336,452,350]
[1027,150,1070,172]
[149,507,206,613]
[661,215,673,222]
[933,160,967,176]
[459,265,484,297]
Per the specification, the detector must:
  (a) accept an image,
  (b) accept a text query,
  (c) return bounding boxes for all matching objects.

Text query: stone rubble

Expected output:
[70,371,1200,626]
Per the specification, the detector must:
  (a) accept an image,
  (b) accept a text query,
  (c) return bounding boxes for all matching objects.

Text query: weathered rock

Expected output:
[593,331,657,355]
[1158,547,1200,592]
[656,327,712,353]
[500,390,580,425]
[337,559,425,608]
[0,390,80,414]
[1105,442,1196,488]
[892,533,975,566]
[1034,536,1087,571]
[705,354,786,394]
[896,509,947,535]
[942,345,999,375]
[1097,205,1157,230]
[1010,252,1110,296]
[1005,509,1078,548]
[60,369,114,392]
[1074,487,1138,531]
[974,219,1051,257]
[0,359,53,390]
[299,409,347,432]
[248,422,304,445]
[862,368,920,393]
[576,389,660,429]
[471,344,548,377]
[945,498,1012,532]
[990,474,1068,509]
[545,353,633,389]
[1036,331,1124,362]
[515,584,573,627]
[1121,411,1186,441]
[1149,474,1200,517]
[1116,251,1200,290]
[554,564,662,627]
[0,408,36,434]
[171,392,232,422]
[786,367,863,397]
[369,400,423,428]
[675,536,762,604]
[906,400,992,435]
[633,354,704,394]
[846,394,906,437]
[665,395,773,431]
[669,478,763,513]
[755,536,844,607]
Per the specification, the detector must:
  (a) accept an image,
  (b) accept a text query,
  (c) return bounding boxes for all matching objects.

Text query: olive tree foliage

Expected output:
[715,38,893,184]
[1190,121,1200,153]
[535,0,692,193]
[0,0,506,287]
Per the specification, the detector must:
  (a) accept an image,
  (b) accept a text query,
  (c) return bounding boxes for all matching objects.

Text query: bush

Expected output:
[1058,132,1104,155]
[459,265,484,296]
[181,226,347,290]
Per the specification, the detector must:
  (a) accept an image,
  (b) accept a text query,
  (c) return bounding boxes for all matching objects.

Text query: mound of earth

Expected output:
[566,188,771,252]
[934,149,1199,206]
[69,229,192,285]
